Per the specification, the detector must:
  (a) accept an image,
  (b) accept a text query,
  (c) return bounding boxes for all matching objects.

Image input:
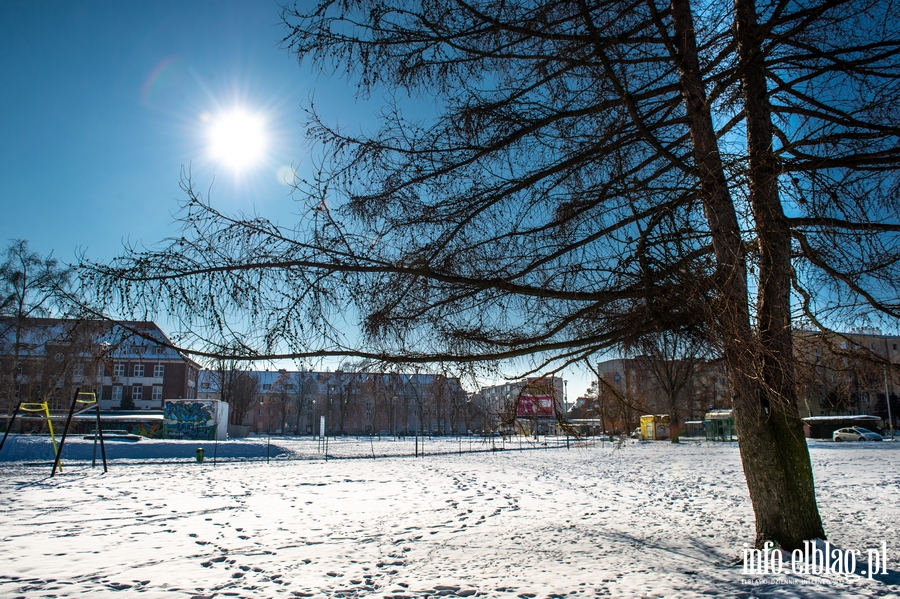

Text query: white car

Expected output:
[832,427,883,442]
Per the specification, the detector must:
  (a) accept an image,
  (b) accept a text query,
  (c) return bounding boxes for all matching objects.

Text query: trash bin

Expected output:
[196,447,205,463]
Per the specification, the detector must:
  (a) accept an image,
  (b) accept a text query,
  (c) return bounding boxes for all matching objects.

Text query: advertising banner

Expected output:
[517,395,554,418]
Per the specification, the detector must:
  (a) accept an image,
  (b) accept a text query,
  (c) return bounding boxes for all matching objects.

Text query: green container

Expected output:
[195,447,205,463]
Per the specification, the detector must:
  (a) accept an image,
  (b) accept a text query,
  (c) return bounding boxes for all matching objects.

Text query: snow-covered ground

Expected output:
[0,436,898,598]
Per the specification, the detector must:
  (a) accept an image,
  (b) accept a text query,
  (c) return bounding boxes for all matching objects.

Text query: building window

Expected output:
[263,384,271,391]
[153,364,164,378]
[112,385,123,401]
[134,364,145,377]
[152,385,162,401]
[98,364,105,378]
[73,363,85,381]
[113,363,125,377]
[132,385,143,400]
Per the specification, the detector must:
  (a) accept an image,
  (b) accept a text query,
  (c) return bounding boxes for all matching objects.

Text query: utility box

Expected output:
[639,414,670,440]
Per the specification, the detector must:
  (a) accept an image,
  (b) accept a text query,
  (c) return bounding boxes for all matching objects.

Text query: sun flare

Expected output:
[207,109,266,171]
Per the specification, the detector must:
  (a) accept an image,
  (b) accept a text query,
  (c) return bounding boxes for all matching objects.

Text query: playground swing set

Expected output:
[0,387,108,476]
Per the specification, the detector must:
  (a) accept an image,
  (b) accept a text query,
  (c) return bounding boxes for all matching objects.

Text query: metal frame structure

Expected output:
[0,388,108,476]
[52,389,107,476]
[0,400,61,469]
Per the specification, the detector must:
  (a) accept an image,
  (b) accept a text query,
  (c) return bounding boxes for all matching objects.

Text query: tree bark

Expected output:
[730,0,825,550]
[669,0,825,549]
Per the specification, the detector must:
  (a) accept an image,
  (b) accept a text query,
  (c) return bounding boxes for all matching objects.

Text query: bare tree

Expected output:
[1,240,73,413]
[0,318,110,419]
[81,0,900,550]
[374,372,407,434]
[210,361,258,427]
[324,369,361,435]
[624,330,714,441]
[293,370,317,435]
[369,373,395,433]
[269,371,295,434]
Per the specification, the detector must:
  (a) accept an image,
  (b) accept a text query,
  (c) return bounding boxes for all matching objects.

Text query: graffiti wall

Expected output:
[163,400,229,440]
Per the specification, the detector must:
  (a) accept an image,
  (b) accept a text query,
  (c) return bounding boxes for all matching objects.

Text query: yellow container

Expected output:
[639,415,670,440]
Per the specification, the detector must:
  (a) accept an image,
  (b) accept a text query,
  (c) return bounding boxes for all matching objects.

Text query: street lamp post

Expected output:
[391,395,397,435]
[884,367,894,439]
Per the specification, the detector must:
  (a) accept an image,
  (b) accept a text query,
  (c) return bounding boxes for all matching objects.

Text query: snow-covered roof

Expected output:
[802,414,881,421]
[0,317,200,368]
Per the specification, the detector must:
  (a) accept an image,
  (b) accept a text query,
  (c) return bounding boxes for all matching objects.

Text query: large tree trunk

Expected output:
[669,0,825,550]
[730,0,825,550]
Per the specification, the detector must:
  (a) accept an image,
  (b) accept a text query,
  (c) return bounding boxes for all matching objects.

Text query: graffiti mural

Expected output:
[163,401,215,440]
[132,422,163,438]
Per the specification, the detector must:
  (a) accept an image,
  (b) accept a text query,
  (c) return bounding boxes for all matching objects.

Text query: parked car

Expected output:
[832,427,883,442]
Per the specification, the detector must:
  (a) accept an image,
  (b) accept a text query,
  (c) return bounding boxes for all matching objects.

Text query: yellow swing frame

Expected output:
[0,389,108,475]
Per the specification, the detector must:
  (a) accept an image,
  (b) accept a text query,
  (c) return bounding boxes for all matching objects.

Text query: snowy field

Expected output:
[0,437,898,599]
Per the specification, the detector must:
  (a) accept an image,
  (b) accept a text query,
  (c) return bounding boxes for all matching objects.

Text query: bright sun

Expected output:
[207,109,266,171]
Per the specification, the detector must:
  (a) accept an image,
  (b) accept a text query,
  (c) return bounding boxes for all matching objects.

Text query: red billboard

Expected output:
[517,395,554,418]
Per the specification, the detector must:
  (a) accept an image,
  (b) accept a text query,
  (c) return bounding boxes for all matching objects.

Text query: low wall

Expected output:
[228,424,250,438]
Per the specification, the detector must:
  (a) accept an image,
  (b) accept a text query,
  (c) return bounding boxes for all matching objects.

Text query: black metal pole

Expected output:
[94,396,107,472]
[52,388,81,477]
[91,417,98,467]
[0,401,23,453]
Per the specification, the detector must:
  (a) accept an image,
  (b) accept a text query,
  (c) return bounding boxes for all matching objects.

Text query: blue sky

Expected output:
[0,1,595,397]
[0,1,347,264]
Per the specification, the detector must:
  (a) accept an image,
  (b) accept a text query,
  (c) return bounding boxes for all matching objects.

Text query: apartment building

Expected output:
[1,317,201,414]
[199,368,472,435]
